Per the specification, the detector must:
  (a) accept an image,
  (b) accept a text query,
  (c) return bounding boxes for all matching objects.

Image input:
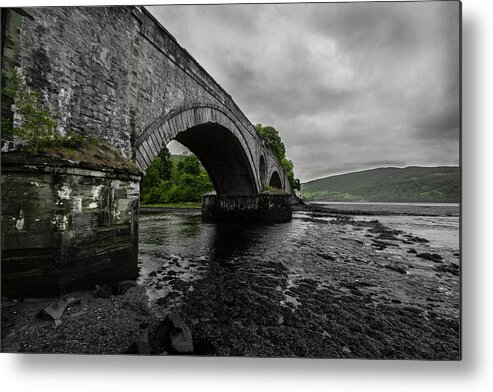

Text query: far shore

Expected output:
[140,203,201,214]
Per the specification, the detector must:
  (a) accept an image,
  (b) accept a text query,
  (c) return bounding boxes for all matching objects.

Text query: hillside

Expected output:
[301,166,460,203]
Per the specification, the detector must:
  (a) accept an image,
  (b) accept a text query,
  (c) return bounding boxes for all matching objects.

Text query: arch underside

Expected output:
[135,106,260,196]
[175,124,256,195]
[269,171,282,189]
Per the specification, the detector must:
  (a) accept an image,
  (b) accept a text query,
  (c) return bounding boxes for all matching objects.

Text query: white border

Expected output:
[2,1,492,391]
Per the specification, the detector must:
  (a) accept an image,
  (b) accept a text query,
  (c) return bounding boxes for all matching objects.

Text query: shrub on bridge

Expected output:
[255,123,300,191]
[2,69,57,153]
[2,69,87,155]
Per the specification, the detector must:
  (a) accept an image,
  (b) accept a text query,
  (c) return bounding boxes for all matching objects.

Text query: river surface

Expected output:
[137,202,460,358]
[311,202,460,249]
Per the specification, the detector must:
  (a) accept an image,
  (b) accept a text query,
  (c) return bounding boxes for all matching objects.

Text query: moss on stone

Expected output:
[39,137,139,173]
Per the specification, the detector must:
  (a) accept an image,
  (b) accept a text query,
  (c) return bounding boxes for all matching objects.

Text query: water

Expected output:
[310,201,460,216]
[310,202,460,250]
[137,203,460,358]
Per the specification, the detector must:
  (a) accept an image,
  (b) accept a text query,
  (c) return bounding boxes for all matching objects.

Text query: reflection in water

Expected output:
[207,221,281,264]
[139,212,292,261]
[138,212,295,310]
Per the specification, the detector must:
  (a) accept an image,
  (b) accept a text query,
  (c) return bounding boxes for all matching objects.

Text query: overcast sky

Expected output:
[148,1,460,182]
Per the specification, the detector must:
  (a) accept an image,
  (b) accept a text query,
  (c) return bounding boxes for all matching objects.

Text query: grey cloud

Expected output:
[148,2,460,182]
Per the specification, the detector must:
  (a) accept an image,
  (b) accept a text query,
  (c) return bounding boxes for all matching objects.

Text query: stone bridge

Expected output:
[1,6,295,296]
[2,6,292,197]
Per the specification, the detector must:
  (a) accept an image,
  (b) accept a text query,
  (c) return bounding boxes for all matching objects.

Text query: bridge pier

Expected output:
[202,194,292,222]
[1,153,141,297]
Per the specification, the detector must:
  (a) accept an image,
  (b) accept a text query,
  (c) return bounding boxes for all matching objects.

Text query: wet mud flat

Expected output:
[138,206,460,359]
[1,206,460,358]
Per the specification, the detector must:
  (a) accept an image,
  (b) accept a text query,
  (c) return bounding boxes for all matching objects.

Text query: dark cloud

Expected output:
[148,2,460,182]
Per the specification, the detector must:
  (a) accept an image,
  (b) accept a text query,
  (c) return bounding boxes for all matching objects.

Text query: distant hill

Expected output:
[301,166,460,203]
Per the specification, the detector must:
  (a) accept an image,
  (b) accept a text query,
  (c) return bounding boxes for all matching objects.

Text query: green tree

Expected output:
[177,153,201,176]
[157,146,172,180]
[255,124,286,160]
[2,69,57,153]
[255,123,300,191]
[140,150,214,204]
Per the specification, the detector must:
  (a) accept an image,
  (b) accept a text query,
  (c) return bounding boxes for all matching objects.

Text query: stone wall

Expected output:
[1,153,141,297]
[9,7,139,157]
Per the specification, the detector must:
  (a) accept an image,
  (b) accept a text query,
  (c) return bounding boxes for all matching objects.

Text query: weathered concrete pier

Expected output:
[1,153,141,297]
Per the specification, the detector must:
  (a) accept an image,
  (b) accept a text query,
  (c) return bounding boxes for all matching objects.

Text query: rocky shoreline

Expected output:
[1,205,460,358]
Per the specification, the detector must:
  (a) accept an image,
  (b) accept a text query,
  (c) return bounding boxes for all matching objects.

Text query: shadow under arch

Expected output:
[269,170,282,189]
[135,105,259,195]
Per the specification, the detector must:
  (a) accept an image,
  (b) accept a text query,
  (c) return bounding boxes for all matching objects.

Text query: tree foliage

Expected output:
[177,153,201,176]
[2,69,57,153]
[157,146,173,180]
[255,123,300,190]
[255,124,286,160]
[140,150,214,204]
[1,68,84,153]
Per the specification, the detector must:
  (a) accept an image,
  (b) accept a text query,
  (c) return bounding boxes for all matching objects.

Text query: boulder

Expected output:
[38,296,76,320]
[155,313,194,354]
[416,253,443,263]
[94,285,112,298]
[384,264,407,274]
[125,326,151,355]
[111,281,135,296]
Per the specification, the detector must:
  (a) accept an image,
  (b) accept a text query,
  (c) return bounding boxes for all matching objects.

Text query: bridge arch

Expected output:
[134,105,259,195]
[259,154,267,186]
[268,170,283,190]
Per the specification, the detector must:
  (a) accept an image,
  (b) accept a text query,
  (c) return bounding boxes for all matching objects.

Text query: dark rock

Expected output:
[155,313,194,354]
[125,326,150,355]
[193,337,216,355]
[407,236,430,243]
[111,281,135,296]
[377,233,400,241]
[155,292,180,306]
[372,239,398,247]
[171,279,191,291]
[94,285,112,298]
[384,264,407,274]
[416,253,443,263]
[407,248,417,254]
[38,297,73,320]
[268,261,290,272]
[435,263,460,276]
[125,341,151,355]
[167,270,177,276]
[149,271,157,277]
